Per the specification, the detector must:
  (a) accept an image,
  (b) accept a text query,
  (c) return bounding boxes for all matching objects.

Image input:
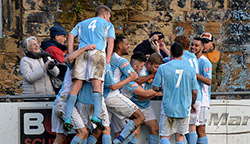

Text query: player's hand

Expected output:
[191,104,196,114]
[156,91,163,96]
[149,34,162,43]
[151,41,160,54]
[128,71,138,81]
[147,78,154,84]
[85,44,96,51]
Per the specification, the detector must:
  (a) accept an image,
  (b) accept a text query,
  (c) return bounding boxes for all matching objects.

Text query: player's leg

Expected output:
[90,79,104,130]
[64,79,84,127]
[88,50,106,129]
[145,119,159,144]
[142,106,159,144]
[159,107,173,144]
[111,96,144,143]
[65,52,88,127]
[71,127,89,144]
[196,106,208,144]
[175,133,185,144]
[54,133,67,144]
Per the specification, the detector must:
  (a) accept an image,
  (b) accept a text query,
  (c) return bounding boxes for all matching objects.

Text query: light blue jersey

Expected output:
[70,17,115,52]
[125,66,151,109]
[198,55,212,107]
[182,51,202,101]
[153,60,198,118]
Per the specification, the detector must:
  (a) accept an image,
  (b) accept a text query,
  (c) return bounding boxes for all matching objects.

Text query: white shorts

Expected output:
[141,105,157,122]
[196,106,209,126]
[51,101,85,135]
[110,112,130,133]
[72,50,106,81]
[105,93,138,120]
[189,101,201,125]
[76,98,110,129]
[159,108,190,137]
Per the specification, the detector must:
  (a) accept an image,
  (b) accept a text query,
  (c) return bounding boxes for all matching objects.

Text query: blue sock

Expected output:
[186,132,198,144]
[160,138,171,144]
[149,134,159,144]
[71,135,83,144]
[102,134,111,144]
[114,120,136,143]
[81,139,87,144]
[65,94,77,123]
[197,136,208,144]
[176,141,185,144]
[121,133,135,144]
[128,137,137,144]
[92,92,102,118]
[87,135,97,144]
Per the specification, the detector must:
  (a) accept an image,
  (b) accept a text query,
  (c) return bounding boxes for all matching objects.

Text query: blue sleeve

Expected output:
[119,58,135,77]
[202,60,212,79]
[104,65,116,87]
[107,24,116,39]
[191,69,198,90]
[125,81,139,92]
[70,23,80,37]
[163,56,171,63]
[152,66,162,87]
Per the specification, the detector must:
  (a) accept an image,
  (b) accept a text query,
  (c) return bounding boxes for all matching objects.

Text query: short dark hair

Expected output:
[171,42,183,58]
[147,53,163,65]
[130,51,147,65]
[193,37,205,45]
[114,35,126,51]
[174,35,190,50]
[149,31,164,40]
[95,5,111,17]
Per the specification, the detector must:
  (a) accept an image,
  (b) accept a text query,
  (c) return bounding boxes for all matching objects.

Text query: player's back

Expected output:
[74,17,114,51]
[159,60,197,118]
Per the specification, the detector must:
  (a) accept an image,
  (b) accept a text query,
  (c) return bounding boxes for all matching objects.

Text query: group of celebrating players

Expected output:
[51,4,212,144]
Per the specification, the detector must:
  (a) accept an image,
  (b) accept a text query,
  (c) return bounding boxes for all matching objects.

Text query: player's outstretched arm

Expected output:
[137,90,162,100]
[109,72,138,90]
[106,37,114,64]
[134,74,155,85]
[197,73,212,86]
[133,86,159,100]
[68,33,75,54]
[64,44,96,64]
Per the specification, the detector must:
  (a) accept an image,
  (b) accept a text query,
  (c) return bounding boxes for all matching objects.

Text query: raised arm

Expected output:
[197,73,212,86]
[109,72,138,90]
[68,33,75,54]
[106,37,114,64]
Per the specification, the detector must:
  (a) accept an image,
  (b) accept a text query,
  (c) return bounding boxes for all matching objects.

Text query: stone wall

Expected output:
[1,0,250,95]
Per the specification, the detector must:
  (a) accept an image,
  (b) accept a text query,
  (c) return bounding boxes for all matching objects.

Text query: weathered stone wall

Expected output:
[1,0,250,95]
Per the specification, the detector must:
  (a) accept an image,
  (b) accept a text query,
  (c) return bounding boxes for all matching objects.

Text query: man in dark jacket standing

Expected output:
[41,25,68,93]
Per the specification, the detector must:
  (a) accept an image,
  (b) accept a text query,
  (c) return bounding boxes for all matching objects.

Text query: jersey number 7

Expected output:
[175,69,183,88]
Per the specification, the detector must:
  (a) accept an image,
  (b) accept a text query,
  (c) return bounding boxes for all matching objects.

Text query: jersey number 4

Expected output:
[88,20,97,31]
[175,69,183,88]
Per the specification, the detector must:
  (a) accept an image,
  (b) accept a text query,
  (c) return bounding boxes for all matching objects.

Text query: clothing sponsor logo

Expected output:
[121,62,129,68]
[131,83,138,87]
[204,67,211,72]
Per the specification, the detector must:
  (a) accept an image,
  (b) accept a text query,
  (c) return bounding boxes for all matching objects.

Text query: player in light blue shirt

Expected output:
[153,42,198,144]
[190,37,212,144]
[122,53,163,144]
[65,5,115,131]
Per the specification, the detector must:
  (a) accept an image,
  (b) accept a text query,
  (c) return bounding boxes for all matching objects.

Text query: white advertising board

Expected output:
[0,100,250,144]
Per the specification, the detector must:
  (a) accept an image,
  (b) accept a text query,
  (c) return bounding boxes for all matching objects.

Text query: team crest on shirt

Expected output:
[121,62,129,68]
[131,83,138,87]
[204,67,211,72]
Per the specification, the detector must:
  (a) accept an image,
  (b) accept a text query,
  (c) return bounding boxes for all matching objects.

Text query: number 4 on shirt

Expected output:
[88,20,97,31]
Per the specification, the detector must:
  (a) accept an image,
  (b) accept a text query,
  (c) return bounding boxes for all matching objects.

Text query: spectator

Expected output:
[41,26,68,85]
[201,32,222,92]
[20,36,59,95]
[133,31,170,58]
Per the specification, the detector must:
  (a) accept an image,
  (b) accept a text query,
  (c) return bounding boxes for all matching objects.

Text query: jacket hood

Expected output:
[41,39,67,51]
